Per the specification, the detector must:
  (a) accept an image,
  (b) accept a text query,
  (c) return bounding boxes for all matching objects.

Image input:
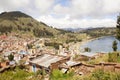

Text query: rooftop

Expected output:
[66,61,81,67]
[80,52,96,57]
[30,54,65,68]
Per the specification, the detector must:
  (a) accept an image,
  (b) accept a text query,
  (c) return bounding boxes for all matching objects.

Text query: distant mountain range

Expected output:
[62,28,85,32]
[0,11,116,39]
[81,27,116,37]
[62,27,116,38]
[62,27,116,32]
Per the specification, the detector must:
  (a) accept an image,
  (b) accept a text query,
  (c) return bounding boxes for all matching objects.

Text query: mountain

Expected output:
[0,11,61,37]
[62,28,85,32]
[0,11,85,45]
[79,27,116,38]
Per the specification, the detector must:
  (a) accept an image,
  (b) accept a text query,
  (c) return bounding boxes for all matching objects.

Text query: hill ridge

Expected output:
[0,11,61,37]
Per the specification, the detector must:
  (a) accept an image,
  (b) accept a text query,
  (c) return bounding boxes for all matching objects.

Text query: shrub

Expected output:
[112,40,118,51]
[84,47,91,52]
[0,67,34,80]
[108,52,120,62]
[91,69,120,80]
[8,54,14,61]
[45,42,62,49]
[50,69,74,80]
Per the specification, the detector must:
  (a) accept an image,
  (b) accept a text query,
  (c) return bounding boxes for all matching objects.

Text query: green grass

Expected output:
[80,69,120,80]
[88,54,109,64]
[117,56,120,63]
[87,52,120,65]
[50,69,74,80]
[0,67,35,80]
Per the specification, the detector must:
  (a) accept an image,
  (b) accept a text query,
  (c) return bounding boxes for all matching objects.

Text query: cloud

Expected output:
[0,0,30,11]
[37,15,116,28]
[0,0,119,28]
[53,4,69,14]
[34,0,55,14]
[53,0,120,18]
[0,0,55,17]
[103,0,120,15]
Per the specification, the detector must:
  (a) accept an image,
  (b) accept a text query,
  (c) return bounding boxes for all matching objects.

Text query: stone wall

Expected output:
[74,62,120,75]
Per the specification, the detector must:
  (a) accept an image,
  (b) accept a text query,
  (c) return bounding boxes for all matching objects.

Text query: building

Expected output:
[29,53,70,73]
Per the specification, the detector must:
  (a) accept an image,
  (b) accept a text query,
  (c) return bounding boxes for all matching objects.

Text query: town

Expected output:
[0,0,120,79]
[0,32,120,80]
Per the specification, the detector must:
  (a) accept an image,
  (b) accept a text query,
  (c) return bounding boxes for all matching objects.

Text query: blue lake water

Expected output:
[80,36,120,53]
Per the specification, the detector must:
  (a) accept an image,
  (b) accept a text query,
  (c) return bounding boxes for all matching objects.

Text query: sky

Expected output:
[0,0,120,29]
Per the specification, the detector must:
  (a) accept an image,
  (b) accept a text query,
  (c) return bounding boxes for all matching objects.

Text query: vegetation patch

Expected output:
[50,69,74,80]
[81,69,120,80]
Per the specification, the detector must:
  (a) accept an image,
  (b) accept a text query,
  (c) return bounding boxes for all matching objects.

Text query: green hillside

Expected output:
[0,11,115,43]
[0,11,61,37]
[0,11,87,46]
[80,27,116,38]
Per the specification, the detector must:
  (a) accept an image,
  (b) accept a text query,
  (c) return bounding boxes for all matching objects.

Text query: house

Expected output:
[29,53,70,73]
[33,39,45,49]
[79,52,97,61]
[14,54,22,63]
[59,61,81,73]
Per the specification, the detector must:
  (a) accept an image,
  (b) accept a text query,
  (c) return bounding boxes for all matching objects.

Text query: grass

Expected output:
[117,56,120,62]
[50,69,120,80]
[87,52,120,64]
[80,69,120,80]
[0,67,40,80]
[88,54,109,64]
[50,69,74,80]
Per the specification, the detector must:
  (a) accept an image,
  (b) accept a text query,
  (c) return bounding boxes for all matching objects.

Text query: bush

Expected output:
[50,69,74,80]
[27,44,33,49]
[108,52,120,62]
[0,67,34,80]
[45,42,62,49]
[80,69,120,80]
[8,54,14,61]
[84,47,91,52]
[92,69,120,80]
[112,40,118,51]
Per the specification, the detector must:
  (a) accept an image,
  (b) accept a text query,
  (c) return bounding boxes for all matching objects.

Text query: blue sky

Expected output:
[55,0,70,7]
[0,0,119,28]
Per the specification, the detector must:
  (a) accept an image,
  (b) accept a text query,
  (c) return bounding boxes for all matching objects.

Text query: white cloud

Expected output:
[53,4,69,14]
[103,0,120,15]
[0,0,119,28]
[37,15,116,29]
[34,0,55,14]
[53,0,120,18]
[0,0,30,11]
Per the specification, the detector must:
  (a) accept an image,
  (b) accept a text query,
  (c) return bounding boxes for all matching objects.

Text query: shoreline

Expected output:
[71,36,114,54]
[79,35,115,47]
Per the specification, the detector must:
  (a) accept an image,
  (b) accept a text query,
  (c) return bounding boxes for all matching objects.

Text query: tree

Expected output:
[84,47,91,52]
[112,40,118,51]
[8,54,14,61]
[116,14,120,40]
[27,44,33,49]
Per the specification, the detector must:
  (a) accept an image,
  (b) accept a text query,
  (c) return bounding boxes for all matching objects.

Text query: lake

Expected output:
[80,36,120,53]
